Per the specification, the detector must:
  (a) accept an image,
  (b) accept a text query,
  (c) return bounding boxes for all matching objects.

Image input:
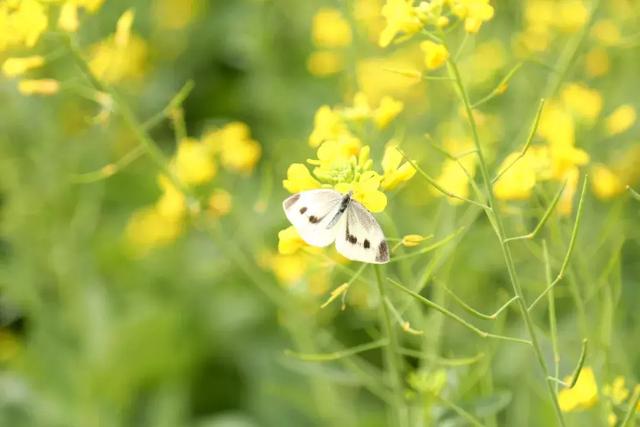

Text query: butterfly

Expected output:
[282,189,389,264]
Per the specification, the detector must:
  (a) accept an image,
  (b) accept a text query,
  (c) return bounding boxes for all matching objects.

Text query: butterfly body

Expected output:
[282,189,389,264]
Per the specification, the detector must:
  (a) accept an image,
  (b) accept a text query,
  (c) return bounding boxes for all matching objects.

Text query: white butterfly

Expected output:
[282,189,390,264]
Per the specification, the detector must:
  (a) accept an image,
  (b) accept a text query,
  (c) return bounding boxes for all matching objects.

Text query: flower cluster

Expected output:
[379,0,494,48]
[125,122,261,254]
[307,8,353,77]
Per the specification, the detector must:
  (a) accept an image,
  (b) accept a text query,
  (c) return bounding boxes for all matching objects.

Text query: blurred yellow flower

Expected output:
[450,0,495,33]
[420,40,449,70]
[58,1,79,32]
[380,143,416,190]
[307,50,344,76]
[335,171,388,212]
[308,105,349,147]
[561,83,602,122]
[591,19,621,46]
[591,164,624,200]
[555,0,588,33]
[538,102,575,147]
[173,138,216,185]
[493,152,539,200]
[89,34,147,83]
[278,226,307,255]
[434,156,477,205]
[603,376,630,405]
[264,253,309,285]
[378,0,422,47]
[312,8,352,48]
[0,0,48,51]
[343,92,372,122]
[153,0,200,30]
[584,48,610,78]
[17,79,60,95]
[558,367,599,412]
[558,166,580,216]
[115,9,135,47]
[156,176,187,221]
[401,234,427,247]
[283,163,321,193]
[125,206,183,253]
[2,55,44,77]
[605,105,636,136]
[205,122,261,173]
[373,96,404,128]
[208,188,232,218]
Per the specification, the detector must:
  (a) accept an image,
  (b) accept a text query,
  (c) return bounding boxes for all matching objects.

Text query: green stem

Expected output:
[446,58,566,427]
[374,265,407,427]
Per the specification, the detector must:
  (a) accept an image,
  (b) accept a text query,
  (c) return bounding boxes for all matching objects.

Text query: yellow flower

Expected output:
[335,171,388,212]
[591,19,621,46]
[308,105,349,147]
[173,138,216,185]
[450,0,494,33]
[17,79,60,95]
[205,122,261,173]
[494,154,537,200]
[558,367,598,412]
[342,92,372,122]
[125,206,183,253]
[208,188,232,218]
[538,102,575,147]
[115,9,135,47]
[380,143,416,190]
[591,164,624,200]
[311,8,352,48]
[156,176,187,221]
[420,40,449,70]
[549,144,589,181]
[264,252,309,285]
[402,234,427,247]
[558,166,580,216]
[278,226,307,255]
[561,83,602,122]
[283,163,321,193]
[434,156,477,205]
[312,137,363,183]
[0,0,48,51]
[605,105,636,136]
[555,0,588,33]
[603,376,630,405]
[585,48,610,78]
[58,1,79,32]
[373,96,404,128]
[89,35,147,83]
[2,55,45,77]
[378,0,422,48]
[307,50,344,76]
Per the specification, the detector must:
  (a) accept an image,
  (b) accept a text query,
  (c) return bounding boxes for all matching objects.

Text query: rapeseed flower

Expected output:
[0,0,48,51]
[378,0,422,47]
[605,105,636,136]
[204,122,261,173]
[450,0,495,33]
[591,164,624,200]
[312,8,352,48]
[420,41,449,70]
[558,367,598,412]
[2,55,45,77]
[17,79,60,95]
[380,143,416,190]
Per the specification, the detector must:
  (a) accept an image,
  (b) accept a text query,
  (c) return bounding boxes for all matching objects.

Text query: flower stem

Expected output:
[446,58,567,427]
[374,265,407,427]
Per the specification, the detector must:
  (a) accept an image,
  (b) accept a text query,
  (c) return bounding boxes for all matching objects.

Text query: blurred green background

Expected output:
[0,0,639,426]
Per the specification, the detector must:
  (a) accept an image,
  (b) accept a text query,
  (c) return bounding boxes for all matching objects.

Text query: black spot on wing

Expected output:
[299,207,307,214]
[309,215,320,223]
[376,241,389,262]
[364,239,370,249]
[347,234,357,244]
[284,194,300,209]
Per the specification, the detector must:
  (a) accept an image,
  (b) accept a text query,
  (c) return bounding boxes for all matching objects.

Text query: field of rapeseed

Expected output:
[1,0,639,426]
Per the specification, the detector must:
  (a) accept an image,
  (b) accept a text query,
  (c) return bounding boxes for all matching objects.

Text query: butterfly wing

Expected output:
[335,200,389,264]
[282,189,344,247]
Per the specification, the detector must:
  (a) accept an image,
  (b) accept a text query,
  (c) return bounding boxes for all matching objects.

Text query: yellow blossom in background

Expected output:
[378,0,422,47]
[2,56,45,77]
[0,0,48,51]
[401,234,427,247]
[278,226,307,255]
[153,0,200,30]
[335,171,388,212]
[555,0,588,33]
[312,8,352,48]
[558,166,580,216]
[264,252,309,285]
[205,122,261,173]
[356,54,423,103]
[493,152,539,200]
[420,41,449,70]
[450,0,495,33]
[308,106,349,147]
[434,157,476,205]
[561,83,602,122]
[591,164,624,200]
[591,19,621,46]
[558,367,599,412]
[156,176,186,221]
[538,102,575,147]
[89,34,148,83]
[173,138,217,185]
[380,143,416,190]
[17,79,60,95]
[125,206,183,253]
[373,96,404,128]
[208,189,232,218]
[342,92,372,122]
[585,48,610,78]
[307,50,344,76]
[283,164,321,193]
[58,1,79,32]
[605,105,636,136]
[603,376,630,405]
[115,9,135,47]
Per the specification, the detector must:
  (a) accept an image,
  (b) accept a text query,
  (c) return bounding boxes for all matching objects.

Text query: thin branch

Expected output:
[621,385,640,427]
[284,339,388,362]
[385,298,424,335]
[441,283,519,320]
[471,62,524,109]
[543,240,561,392]
[387,227,466,263]
[437,395,486,427]
[627,185,640,201]
[387,278,531,346]
[503,180,566,243]
[546,339,588,388]
[70,145,146,183]
[398,348,485,367]
[397,149,489,210]
[492,98,545,184]
[528,176,588,311]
